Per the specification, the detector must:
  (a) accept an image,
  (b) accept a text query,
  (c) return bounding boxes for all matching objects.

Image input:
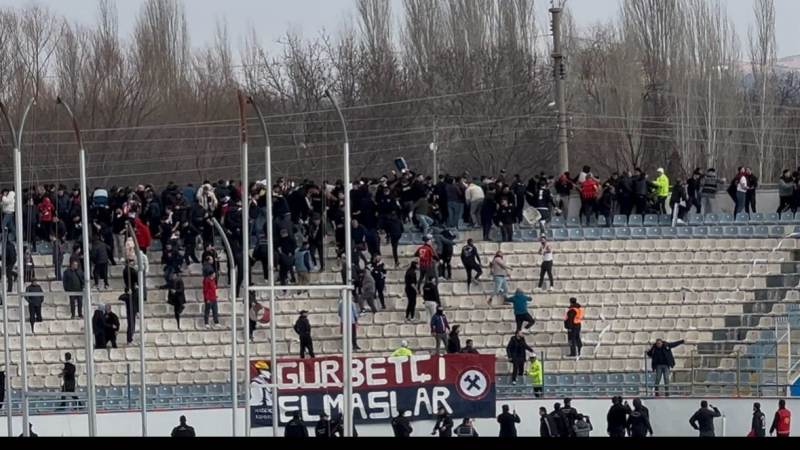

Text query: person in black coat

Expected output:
[293,311,314,359]
[63,260,84,319]
[497,404,521,437]
[606,396,631,437]
[167,273,186,329]
[627,398,653,437]
[750,402,766,437]
[431,406,454,437]
[104,304,120,349]
[549,403,570,437]
[4,236,16,293]
[92,307,106,349]
[539,407,557,437]
[506,331,533,385]
[447,325,461,353]
[689,400,721,437]
[284,412,308,437]
[171,415,196,437]
[25,278,44,333]
[646,338,685,396]
[560,398,580,437]
[391,410,413,437]
[371,255,387,309]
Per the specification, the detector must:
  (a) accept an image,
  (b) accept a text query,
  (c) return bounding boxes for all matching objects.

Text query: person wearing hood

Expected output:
[504,288,535,333]
[447,325,461,353]
[293,310,314,359]
[749,402,766,437]
[653,168,670,214]
[627,398,653,437]
[606,396,631,437]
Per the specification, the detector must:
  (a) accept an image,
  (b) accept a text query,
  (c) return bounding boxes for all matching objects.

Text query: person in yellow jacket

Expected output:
[526,353,543,398]
[391,340,414,357]
[654,168,670,214]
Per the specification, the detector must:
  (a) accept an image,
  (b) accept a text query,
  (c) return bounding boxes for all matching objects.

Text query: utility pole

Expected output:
[550,6,569,174]
[431,116,439,181]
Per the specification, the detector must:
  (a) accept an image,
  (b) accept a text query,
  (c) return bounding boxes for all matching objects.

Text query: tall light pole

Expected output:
[245,95,275,437]
[323,89,354,437]
[0,98,34,437]
[55,97,97,437]
[1,226,11,436]
[550,6,569,174]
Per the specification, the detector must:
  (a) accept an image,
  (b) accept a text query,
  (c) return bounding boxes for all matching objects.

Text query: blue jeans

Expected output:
[447,202,463,229]
[735,191,746,214]
[416,214,433,235]
[2,213,15,242]
[493,275,508,296]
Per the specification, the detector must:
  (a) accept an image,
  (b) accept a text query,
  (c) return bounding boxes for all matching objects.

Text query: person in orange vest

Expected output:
[564,297,584,357]
[770,399,791,437]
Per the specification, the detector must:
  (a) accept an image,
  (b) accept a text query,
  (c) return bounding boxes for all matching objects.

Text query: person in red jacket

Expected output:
[133,216,152,252]
[38,196,54,240]
[770,399,791,437]
[202,271,219,328]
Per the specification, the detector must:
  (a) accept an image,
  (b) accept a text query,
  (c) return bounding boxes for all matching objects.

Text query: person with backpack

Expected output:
[579,173,600,226]
[414,236,439,290]
[749,402,766,437]
[460,238,482,292]
[770,399,791,437]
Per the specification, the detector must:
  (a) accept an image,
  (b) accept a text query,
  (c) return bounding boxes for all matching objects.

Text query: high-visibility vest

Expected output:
[565,306,584,324]
[777,409,791,435]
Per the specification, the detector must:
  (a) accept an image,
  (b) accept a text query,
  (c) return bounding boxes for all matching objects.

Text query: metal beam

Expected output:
[210,218,237,436]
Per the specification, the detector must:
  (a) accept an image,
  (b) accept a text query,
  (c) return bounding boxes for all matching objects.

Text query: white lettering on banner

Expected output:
[320,359,341,387]
[352,358,366,387]
[352,391,368,419]
[413,388,432,416]
[410,355,432,383]
[367,391,391,419]
[366,357,388,386]
[323,393,344,415]
[279,361,298,387]
[280,395,300,423]
[301,396,319,422]
[388,391,399,417]
[387,356,406,384]
[431,387,452,414]
[438,357,445,381]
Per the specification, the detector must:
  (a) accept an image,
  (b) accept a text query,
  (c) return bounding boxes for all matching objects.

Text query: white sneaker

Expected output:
[511,380,517,385]
[204,324,210,329]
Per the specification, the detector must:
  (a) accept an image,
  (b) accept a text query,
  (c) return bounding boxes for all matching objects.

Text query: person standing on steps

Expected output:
[487,251,511,305]
[538,236,554,290]
[58,352,78,411]
[104,304,120,349]
[689,400,722,437]
[63,259,84,319]
[770,399,791,437]
[25,277,43,334]
[504,288,535,333]
[202,268,219,329]
[415,236,439,290]
[460,238,482,292]
[293,310,315,359]
[404,261,418,322]
[167,272,186,329]
[564,297,584,357]
[646,338,685,397]
[430,306,450,355]
[371,255,387,310]
[506,330,533,385]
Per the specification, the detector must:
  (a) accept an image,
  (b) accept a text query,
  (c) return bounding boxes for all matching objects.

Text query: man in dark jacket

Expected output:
[606,396,631,437]
[497,404,521,437]
[646,338,685,397]
[689,400,721,437]
[560,398,580,437]
[293,310,314,359]
[539,407,557,437]
[90,238,111,289]
[460,238,482,291]
[25,278,44,333]
[431,406,453,437]
[63,260,84,319]
[171,415,196,437]
[750,402,766,437]
[104,304,120,349]
[549,403,570,437]
[627,398,653,437]
[506,330,533,385]
[284,412,308,437]
[391,410,413,437]
[58,352,78,411]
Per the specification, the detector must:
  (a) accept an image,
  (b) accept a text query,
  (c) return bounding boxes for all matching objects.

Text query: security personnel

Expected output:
[654,168,670,214]
[770,399,791,437]
[391,340,414,358]
[527,353,543,397]
[564,297,584,357]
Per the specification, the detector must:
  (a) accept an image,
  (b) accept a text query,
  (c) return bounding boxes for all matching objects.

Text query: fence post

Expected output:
[642,351,647,397]
[736,351,741,397]
[127,363,132,410]
[690,350,695,397]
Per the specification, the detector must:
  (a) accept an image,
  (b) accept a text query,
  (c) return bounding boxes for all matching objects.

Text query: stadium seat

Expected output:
[754,212,770,224]
[780,212,795,224]
[688,213,704,226]
[719,212,734,225]
[694,226,709,237]
[704,213,720,225]
[646,227,662,239]
[568,228,584,240]
[662,227,678,238]
[566,217,581,228]
[676,227,693,238]
[794,213,800,223]
[735,213,750,223]
[658,214,672,226]
[612,215,628,227]
[551,216,565,228]
[553,228,569,241]
[770,226,785,238]
[597,215,608,228]
[601,227,615,240]
[628,215,643,227]
[584,228,601,240]
[709,226,724,238]
[723,226,738,237]
[643,214,659,227]
[631,227,646,239]
[741,226,756,237]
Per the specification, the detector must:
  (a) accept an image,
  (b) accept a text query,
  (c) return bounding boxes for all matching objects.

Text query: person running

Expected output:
[770,399,791,437]
[460,238,482,292]
[487,251,511,305]
[404,261,418,322]
[504,288,535,333]
[689,400,721,437]
[538,236,554,290]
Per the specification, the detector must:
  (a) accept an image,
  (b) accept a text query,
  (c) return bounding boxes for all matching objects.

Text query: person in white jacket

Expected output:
[1,189,15,238]
[465,181,485,228]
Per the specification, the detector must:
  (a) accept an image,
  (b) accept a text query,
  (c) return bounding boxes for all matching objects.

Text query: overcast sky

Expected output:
[1,0,798,58]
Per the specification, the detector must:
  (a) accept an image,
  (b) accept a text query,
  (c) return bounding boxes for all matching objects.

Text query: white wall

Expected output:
[1,397,795,437]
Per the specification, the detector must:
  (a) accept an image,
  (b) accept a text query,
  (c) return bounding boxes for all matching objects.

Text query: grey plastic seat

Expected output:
[553,228,569,241]
[584,228,601,240]
[709,226,724,237]
[688,213,704,226]
[591,374,609,385]
[613,215,628,227]
[704,213,720,225]
[741,225,756,237]
[597,215,608,227]
[676,227,693,238]
[646,227,662,239]
[694,226,709,237]
[769,226,784,238]
[601,228,615,240]
[616,227,631,239]
[659,214,673,226]
[551,216,565,228]
[558,374,575,386]
[644,214,659,227]
[780,212,795,224]
[723,226,738,237]
[628,215,643,227]
[663,227,678,238]
[719,213,734,225]
[631,227,646,238]
[754,212,769,224]
[566,217,581,228]
[568,228,584,240]
[753,226,769,237]
[735,213,750,223]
